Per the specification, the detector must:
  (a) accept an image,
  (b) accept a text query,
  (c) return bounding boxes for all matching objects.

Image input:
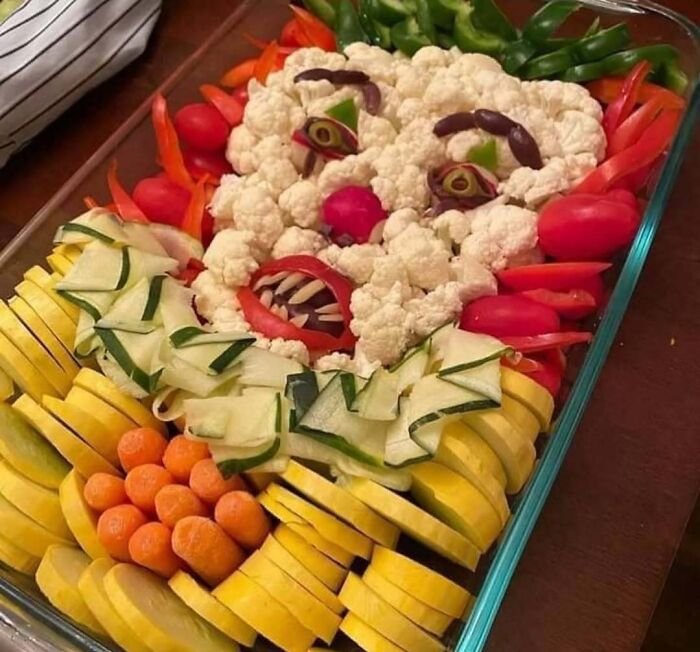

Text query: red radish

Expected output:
[133,176,191,227]
[184,148,232,180]
[174,103,230,151]
[460,295,560,338]
[321,186,387,245]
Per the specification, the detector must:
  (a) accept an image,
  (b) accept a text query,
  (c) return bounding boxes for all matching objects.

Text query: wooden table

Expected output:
[0,2,698,650]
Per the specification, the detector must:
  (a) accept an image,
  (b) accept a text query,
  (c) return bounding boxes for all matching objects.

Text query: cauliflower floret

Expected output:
[191,270,237,323]
[314,352,358,373]
[245,90,305,140]
[256,337,310,365]
[449,254,498,303]
[396,98,432,126]
[283,47,347,77]
[318,243,385,285]
[295,79,337,108]
[525,80,603,121]
[554,110,606,160]
[344,42,398,85]
[383,208,421,241]
[271,227,328,259]
[405,282,463,338]
[432,197,508,244]
[386,223,451,289]
[305,86,364,116]
[203,230,259,288]
[377,81,402,124]
[256,158,299,200]
[317,154,375,198]
[369,255,413,302]
[278,180,323,229]
[394,118,445,168]
[252,135,293,166]
[231,185,285,251]
[412,46,453,70]
[358,111,397,150]
[460,204,538,271]
[226,126,258,175]
[208,174,243,224]
[394,62,433,99]
[211,303,250,333]
[371,164,429,212]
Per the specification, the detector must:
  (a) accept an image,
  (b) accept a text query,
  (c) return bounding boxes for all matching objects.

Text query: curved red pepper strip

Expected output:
[602,61,651,140]
[289,6,336,52]
[518,288,597,320]
[496,262,611,292]
[501,355,545,374]
[253,41,280,84]
[180,174,211,242]
[587,78,685,111]
[106,160,149,224]
[281,18,313,47]
[501,332,592,354]
[220,58,258,88]
[607,95,665,156]
[574,109,681,195]
[151,93,195,192]
[199,84,244,127]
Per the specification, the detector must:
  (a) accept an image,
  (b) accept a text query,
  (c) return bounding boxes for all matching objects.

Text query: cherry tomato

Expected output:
[133,176,191,227]
[460,295,560,338]
[174,103,229,151]
[231,86,249,108]
[184,148,232,180]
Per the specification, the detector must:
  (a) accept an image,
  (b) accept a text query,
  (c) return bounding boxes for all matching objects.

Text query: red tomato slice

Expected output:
[496,262,611,292]
[501,332,592,354]
[460,295,560,338]
[518,288,597,320]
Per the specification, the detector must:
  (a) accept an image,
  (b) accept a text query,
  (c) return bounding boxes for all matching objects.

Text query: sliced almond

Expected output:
[289,279,326,306]
[276,272,306,296]
[316,302,340,315]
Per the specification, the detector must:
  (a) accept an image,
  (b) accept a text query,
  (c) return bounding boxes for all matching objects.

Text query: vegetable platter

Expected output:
[0,1,697,652]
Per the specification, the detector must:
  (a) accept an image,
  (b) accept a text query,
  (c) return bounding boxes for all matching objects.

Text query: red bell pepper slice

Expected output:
[501,331,592,354]
[106,160,149,224]
[238,255,355,353]
[281,18,312,47]
[253,41,280,84]
[199,84,244,127]
[289,5,336,52]
[151,94,195,192]
[602,61,651,140]
[231,86,249,108]
[607,95,665,156]
[83,196,100,210]
[180,174,210,242]
[176,258,206,287]
[525,349,566,397]
[587,77,685,111]
[574,108,681,195]
[220,58,258,88]
[518,288,597,320]
[501,355,545,374]
[496,262,611,292]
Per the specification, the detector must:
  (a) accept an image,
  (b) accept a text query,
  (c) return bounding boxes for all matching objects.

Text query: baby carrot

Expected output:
[128,522,182,578]
[155,484,208,528]
[189,459,246,505]
[214,491,270,550]
[117,427,168,472]
[97,504,148,562]
[124,464,174,514]
[83,473,127,512]
[162,435,210,483]
[171,516,245,587]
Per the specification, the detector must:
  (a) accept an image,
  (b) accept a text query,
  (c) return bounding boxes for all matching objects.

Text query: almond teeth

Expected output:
[270,304,289,320]
[316,302,340,314]
[289,313,309,328]
[260,289,274,308]
[288,279,325,305]
[318,313,344,322]
[253,271,289,292]
[276,272,306,295]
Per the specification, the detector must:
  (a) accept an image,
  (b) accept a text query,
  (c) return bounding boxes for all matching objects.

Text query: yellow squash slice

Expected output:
[14,280,76,351]
[0,459,72,539]
[339,612,404,652]
[259,534,344,615]
[0,532,40,575]
[59,470,110,560]
[243,471,276,492]
[338,475,480,571]
[273,524,347,592]
[339,573,445,652]
[462,410,535,494]
[240,550,341,644]
[362,565,453,636]
[266,483,372,559]
[371,546,471,618]
[14,394,121,478]
[73,368,165,433]
[66,386,139,441]
[280,461,399,548]
[0,367,13,400]
[46,253,74,277]
[104,563,235,652]
[500,367,555,430]
[52,244,83,264]
[36,545,106,634]
[8,296,79,377]
[43,395,121,467]
[0,331,57,401]
[443,420,506,489]
[168,571,256,647]
[23,266,79,322]
[0,402,69,489]
[436,423,511,526]
[500,394,541,443]
[212,572,315,652]
[0,300,71,395]
[78,559,152,652]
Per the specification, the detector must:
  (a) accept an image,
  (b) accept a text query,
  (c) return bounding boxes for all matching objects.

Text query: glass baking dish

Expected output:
[0,1,697,650]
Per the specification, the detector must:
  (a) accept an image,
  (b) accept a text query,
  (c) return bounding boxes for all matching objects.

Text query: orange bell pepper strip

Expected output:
[587,77,685,111]
[106,160,149,224]
[244,33,299,56]
[220,58,258,88]
[281,18,313,47]
[83,196,100,210]
[151,93,195,192]
[289,5,336,51]
[180,174,211,242]
[199,84,244,126]
[253,41,280,83]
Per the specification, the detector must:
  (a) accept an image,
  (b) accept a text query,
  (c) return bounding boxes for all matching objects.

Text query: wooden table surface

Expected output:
[0,2,698,650]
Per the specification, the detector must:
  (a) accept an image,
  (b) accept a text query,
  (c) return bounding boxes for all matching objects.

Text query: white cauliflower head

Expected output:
[202,230,260,288]
[318,243,385,285]
[278,180,323,229]
[387,223,451,289]
[271,227,328,259]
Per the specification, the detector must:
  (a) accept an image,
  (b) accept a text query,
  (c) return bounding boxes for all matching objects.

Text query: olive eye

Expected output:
[443,168,479,197]
[308,120,342,149]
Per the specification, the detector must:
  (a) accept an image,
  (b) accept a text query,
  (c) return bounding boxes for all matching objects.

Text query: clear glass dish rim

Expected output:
[0,1,697,650]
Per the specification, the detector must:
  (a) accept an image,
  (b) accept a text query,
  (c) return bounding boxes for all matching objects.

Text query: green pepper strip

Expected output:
[361,0,393,48]
[302,0,337,28]
[537,16,600,53]
[414,0,438,44]
[437,31,456,49]
[560,45,680,83]
[391,16,432,56]
[522,0,580,44]
[472,0,518,42]
[657,60,689,95]
[454,7,506,56]
[427,0,463,31]
[369,0,413,26]
[502,39,538,74]
[468,139,498,172]
[335,0,370,51]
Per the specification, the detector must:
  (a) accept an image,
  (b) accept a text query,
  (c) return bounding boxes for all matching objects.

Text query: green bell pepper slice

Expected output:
[326,98,359,132]
[370,0,414,25]
[570,23,631,62]
[657,60,689,95]
[359,0,393,49]
[335,0,370,52]
[414,0,438,44]
[472,0,518,42]
[454,7,507,56]
[302,0,337,28]
[501,39,538,74]
[427,0,464,31]
[468,139,498,172]
[391,16,433,56]
[437,31,456,49]
[522,48,574,79]
[522,1,580,44]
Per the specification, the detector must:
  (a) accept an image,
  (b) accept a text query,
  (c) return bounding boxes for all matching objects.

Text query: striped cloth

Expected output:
[0,0,162,169]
